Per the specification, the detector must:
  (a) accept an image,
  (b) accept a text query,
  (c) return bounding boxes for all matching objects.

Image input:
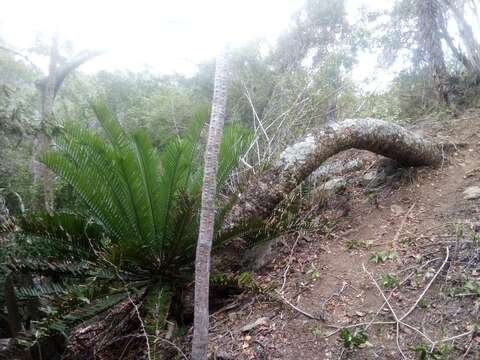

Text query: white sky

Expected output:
[0,0,419,92]
[0,0,307,74]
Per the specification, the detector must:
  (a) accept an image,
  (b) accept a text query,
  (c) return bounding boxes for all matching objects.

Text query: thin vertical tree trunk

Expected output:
[191,52,229,360]
[37,35,59,212]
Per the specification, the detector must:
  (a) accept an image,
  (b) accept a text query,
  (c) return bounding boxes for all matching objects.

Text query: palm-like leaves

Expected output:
[27,102,251,272]
[12,103,312,349]
[12,103,254,342]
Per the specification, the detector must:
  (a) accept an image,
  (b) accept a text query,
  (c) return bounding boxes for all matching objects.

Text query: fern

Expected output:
[15,102,255,342]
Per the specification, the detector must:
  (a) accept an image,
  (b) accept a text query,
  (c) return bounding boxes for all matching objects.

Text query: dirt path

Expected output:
[208,112,480,360]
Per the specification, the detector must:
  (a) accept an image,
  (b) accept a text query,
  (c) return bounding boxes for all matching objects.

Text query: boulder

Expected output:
[321,177,347,194]
[361,171,387,188]
[5,192,25,216]
[463,186,480,200]
[242,237,283,270]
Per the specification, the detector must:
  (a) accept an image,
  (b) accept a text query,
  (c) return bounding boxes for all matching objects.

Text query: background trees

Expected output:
[0,0,479,358]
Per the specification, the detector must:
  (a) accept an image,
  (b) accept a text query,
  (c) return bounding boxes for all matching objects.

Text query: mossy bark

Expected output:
[228,118,442,225]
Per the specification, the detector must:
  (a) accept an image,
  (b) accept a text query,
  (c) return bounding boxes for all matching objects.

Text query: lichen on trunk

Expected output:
[228,118,442,225]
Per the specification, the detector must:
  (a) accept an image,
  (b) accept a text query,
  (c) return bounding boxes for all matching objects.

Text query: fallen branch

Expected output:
[274,289,323,321]
[228,118,443,227]
[391,203,416,252]
[399,247,450,321]
[280,232,302,293]
[363,264,408,359]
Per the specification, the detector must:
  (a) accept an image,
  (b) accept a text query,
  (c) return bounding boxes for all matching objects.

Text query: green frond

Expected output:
[157,139,190,254]
[144,285,173,333]
[20,212,105,256]
[63,291,131,323]
[42,148,135,245]
[16,282,67,300]
[11,260,92,277]
[91,102,130,151]
[131,129,162,247]
[217,124,252,191]
[58,122,141,239]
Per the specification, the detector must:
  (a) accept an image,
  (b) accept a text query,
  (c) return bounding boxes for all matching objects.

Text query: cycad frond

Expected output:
[17,104,264,348]
[20,212,105,258]
[16,282,67,299]
[217,124,252,191]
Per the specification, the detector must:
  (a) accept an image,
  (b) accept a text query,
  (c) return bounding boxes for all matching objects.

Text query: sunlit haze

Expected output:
[1,1,408,90]
[0,0,308,73]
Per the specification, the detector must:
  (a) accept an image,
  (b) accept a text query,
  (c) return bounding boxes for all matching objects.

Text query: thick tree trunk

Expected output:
[34,38,103,212]
[443,0,480,77]
[227,118,442,226]
[417,0,451,104]
[191,52,229,360]
[4,275,21,338]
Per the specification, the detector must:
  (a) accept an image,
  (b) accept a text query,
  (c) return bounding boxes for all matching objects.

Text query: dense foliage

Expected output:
[0,0,479,357]
[16,102,252,316]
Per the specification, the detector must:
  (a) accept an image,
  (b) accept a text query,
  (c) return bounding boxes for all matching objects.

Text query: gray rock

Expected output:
[5,192,24,216]
[240,317,270,332]
[278,135,316,169]
[390,204,404,216]
[361,171,387,188]
[463,186,480,200]
[242,238,282,270]
[321,177,347,194]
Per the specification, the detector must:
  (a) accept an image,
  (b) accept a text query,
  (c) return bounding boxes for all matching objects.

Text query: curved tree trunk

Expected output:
[228,118,442,226]
[34,36,103,212]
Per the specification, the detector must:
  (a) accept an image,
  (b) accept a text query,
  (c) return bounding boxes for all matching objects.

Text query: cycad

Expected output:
[13,103,255,342]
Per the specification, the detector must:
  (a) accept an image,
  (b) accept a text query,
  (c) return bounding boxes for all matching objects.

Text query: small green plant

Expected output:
[339,328,368,349]
[364,191,378,206]
[369,250,397,264]
[435,343,454,359]
[311,326,322,336]
[238,272,254,287]
[345,238,362,250]
[307,265,322,281]
[413,344,430,360]
[462,280,480,297]
[455,223,465,239]
[418,298,429,309]
[380,273,399,289]
[470,232,480,244]
[413,342,454,360]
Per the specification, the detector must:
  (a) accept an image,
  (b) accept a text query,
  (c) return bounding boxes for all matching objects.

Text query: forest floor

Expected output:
[202,109,480,360]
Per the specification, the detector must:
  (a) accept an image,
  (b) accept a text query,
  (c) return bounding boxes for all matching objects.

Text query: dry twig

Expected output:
[274,289,323,321]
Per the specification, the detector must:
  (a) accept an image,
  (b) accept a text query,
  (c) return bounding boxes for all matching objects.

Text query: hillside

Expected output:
[204,110,480,360]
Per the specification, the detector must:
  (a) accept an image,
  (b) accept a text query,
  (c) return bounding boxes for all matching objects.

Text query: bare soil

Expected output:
[202,110,480,360]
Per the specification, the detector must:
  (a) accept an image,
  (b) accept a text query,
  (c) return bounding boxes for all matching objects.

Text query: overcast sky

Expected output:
[0,0,304,73]
[0,0,405,91]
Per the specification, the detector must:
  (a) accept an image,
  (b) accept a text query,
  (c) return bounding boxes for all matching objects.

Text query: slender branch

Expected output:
[274,289,323,321]
[280,232,301,293]
[0,45,41,71]
[399,247,449,321]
